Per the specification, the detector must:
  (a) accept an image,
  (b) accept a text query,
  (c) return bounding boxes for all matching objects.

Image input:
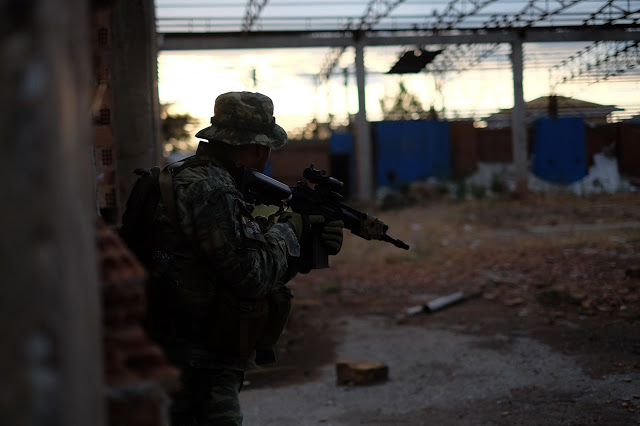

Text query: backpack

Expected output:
[119,167,162,265]
[119,157,201,264]
[119,159,282,360]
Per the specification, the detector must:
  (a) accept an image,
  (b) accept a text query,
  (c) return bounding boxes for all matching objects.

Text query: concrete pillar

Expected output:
[510,37,528,194]
[354,37,373,201]
[0,1,105,425]
[111,0,163,220]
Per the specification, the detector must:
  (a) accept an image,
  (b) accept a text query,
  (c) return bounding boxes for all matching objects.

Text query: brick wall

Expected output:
[476,127,514,163]
[270,139,331,186]
[96,219,180,426]
[619,123,640,177]
[449,121,478,179]
[91,7,119,223]
[586,124,617,167]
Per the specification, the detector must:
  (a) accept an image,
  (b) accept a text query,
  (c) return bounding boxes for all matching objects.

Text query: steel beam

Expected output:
[243,0,269,32]
[319,0,406,81]
[510,37,528,195]
[354,39,373,201]
[551,40,640,87]
[359,0,407,30]
[489,0,583,27]
[429,0,603,75]
[157,27,640,50]
[584,0,640,25]
[430,0,498,30]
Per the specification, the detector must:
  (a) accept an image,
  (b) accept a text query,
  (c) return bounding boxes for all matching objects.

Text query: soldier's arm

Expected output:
[188,183,300,299]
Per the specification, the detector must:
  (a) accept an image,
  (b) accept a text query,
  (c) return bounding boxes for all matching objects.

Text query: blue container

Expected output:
[532,117,586,184]
[374,120,450,187]
[330,132,354,155]
[330,132,355,197]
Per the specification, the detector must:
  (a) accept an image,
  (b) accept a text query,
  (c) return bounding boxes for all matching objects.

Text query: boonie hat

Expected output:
[195,91,287,149]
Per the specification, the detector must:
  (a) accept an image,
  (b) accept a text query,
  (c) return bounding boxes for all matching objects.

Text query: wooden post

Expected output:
[0,1,105,425]
[111,0,163,221]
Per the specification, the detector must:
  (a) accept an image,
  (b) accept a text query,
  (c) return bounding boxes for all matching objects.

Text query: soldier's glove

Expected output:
[278,212,304,241]
[309,215,344,255]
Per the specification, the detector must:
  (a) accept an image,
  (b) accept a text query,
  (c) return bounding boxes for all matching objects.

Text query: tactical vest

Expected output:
[145,155,273,362]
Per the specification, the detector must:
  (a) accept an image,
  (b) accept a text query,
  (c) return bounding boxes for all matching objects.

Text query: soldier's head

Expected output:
[195,91,287,171]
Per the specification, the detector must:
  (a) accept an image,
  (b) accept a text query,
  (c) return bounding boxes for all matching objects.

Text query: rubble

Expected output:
[405,291,482,315]
[627,266,640,279]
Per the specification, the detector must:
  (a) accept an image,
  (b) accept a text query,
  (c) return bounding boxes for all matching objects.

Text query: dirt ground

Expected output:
[244,192,640,425]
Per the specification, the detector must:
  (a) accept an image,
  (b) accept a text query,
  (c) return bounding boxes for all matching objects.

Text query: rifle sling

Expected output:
[159,166,180,229]
[158,156,226,229]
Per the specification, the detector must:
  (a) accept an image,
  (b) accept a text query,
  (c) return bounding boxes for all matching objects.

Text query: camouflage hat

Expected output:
[195,91,288,149]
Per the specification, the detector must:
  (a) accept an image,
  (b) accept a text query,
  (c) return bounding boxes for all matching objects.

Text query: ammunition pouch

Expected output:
[207,287,269,359]
[143,275,179,347]
[146,264,290,362]
[255,286,293,365]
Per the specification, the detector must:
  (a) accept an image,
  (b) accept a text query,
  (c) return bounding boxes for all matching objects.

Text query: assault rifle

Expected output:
[243,164,409,271]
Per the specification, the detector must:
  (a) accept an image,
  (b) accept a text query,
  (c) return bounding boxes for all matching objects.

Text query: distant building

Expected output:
[484,95,622,128]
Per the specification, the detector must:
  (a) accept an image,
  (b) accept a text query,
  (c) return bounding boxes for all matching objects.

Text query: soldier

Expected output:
[143,91,344,425]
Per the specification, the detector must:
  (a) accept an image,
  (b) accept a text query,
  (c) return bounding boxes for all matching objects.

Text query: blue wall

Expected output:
[329,132,356,196]
[532,117,586,184]
[374,120,450,187]
[330,132,354,155]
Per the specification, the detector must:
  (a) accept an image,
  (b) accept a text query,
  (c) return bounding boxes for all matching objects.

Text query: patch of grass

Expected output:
[455,181,468,200]
[384,255,412,264]
[470,183,486,199]
[321,282,342,294]
[490,173,508,194]
[436,182,451,196]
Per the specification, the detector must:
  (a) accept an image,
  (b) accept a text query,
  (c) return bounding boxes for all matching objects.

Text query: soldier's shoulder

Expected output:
[175,164,236,190]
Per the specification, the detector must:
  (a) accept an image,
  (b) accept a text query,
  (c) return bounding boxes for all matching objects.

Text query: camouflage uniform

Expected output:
[146,92,300,426]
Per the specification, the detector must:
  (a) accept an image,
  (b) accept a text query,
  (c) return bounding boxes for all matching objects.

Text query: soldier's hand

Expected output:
[278,212,304,241]
[309,215,344,255]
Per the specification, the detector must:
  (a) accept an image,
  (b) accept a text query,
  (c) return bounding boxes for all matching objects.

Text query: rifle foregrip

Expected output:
[299,227,329,273]
[309,228,329,269]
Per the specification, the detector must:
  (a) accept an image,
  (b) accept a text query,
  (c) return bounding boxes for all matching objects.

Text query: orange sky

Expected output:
[158,45,640,137]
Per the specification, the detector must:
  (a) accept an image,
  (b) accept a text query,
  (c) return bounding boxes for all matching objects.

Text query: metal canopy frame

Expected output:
[242,0,269,31]
[155,0,640,198]
[158,26,640,49]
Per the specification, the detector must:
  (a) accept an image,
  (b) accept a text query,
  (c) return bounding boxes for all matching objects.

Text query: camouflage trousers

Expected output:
[170,368,244,426]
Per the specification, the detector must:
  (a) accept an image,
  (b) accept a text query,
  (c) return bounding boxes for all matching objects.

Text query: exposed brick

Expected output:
[107,383,171,426]
[336,361,389,386]
[96,219,180,388]
[96,219,147,286]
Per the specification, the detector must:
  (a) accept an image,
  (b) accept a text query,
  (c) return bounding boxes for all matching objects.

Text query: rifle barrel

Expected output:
[382,234,410,250]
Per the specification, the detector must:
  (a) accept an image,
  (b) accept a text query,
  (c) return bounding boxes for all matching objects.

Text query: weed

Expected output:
[322,283,342,294]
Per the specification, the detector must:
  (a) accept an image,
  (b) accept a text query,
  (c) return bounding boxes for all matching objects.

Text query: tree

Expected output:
[379,81,438,121]
[161,103,198,153]
[293,114,344,140]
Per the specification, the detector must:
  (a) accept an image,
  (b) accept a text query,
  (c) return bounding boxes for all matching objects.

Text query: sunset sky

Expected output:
[157,43,639,140]
[154,0,639,142]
